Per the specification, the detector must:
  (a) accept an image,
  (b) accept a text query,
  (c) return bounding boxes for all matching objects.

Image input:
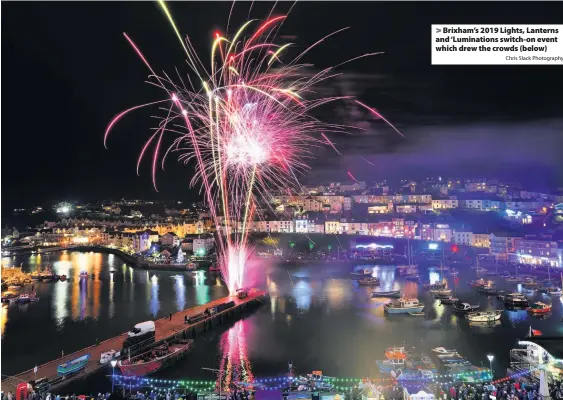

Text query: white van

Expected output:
[128,321,155,337]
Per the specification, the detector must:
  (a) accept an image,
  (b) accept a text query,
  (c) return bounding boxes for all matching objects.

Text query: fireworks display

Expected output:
[104,1,398,294]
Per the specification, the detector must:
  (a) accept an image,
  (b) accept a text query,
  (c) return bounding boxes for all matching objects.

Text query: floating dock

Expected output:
[1,289,268,392]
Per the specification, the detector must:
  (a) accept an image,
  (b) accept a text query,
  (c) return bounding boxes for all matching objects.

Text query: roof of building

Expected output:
[164,232,178,236]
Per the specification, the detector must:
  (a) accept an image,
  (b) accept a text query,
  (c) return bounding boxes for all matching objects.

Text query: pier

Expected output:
[1,289,268,392]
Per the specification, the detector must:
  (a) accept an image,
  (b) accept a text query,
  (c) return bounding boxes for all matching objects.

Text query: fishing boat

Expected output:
[118,339,193,376]
[439,296,459,305]
[466,310,502,322]
[432,347,458,357]
[358,277,380,286]
[527,302,552,315]
[384,298,424,314]
[57,354,91,377]
[503,293,529,307]
[371,290,401,298]
[522,278,538,288]
[429,288,452,297]
[79,271,89,279]
[423,282,447,290]
[376,346,407,373]
[351,268,372,278]
[468,278,487,288]
[453,302,480,313]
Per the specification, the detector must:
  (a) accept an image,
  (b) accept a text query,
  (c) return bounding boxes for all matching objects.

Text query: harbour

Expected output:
[2,251,563,395]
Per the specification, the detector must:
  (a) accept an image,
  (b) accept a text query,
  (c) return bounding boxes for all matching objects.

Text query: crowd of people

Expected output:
[432,378,563,400]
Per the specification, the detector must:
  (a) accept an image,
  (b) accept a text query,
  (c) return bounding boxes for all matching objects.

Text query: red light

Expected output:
[451,244,458,253]
[215,32,220,38]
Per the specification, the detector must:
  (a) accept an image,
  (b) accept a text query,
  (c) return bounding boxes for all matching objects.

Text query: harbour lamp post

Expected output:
[202,367,222,399]
[110,360,117,393]
[487,354,494,380]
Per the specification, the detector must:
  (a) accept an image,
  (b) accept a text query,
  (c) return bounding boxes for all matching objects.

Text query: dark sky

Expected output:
[3,1,563,212]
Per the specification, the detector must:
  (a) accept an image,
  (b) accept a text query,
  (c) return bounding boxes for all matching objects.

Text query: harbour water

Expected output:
[2,251,563,392]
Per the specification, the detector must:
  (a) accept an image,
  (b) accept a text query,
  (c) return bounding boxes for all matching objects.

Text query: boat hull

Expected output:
[385,305,424,314]
[119,360,164,377]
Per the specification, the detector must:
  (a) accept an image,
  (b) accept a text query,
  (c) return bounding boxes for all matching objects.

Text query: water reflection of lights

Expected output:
[109,271,115,319]
[150,274,160,317]
[218,320,254,391]
[294,280,312,312]
[324,279,346,309]
[1,305,8,337]
[506,309,528,324]
[429,271,440,285]
[174,275,186,310]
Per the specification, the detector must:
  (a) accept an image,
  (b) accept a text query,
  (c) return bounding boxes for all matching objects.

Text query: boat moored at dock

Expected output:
[527,302,552,315]
[57,354,91,377]
[466,310,502,323]
[384,298,424,314]
[118,338,193,376]
[371,290,401,298]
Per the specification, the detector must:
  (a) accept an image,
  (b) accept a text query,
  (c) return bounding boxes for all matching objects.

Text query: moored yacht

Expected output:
[384,298,424,314]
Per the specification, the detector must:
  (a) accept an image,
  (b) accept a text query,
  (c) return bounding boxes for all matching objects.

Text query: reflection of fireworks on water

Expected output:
[217,320,254,391]
[105,1,400,294]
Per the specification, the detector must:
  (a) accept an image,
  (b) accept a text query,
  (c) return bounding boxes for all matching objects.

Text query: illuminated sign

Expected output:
[428,243,439,250]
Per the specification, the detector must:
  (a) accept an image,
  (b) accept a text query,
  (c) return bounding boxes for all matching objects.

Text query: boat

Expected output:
[376,347,407,373]
[385,346,408,360]
[100,350,120,364]
[187,262,198,270]
[405,274,420,282]
[118,339,193,376]
[466,310,502,322]
[351,268,372,278]
[423,282,446,290]
[505,276,522,282]
[439,296,459,305]
[547,287,562,296]
[371,290,401,298]
[358,277,380,286]
[408,312,425,316]
[432,347,458,357]
[57,354,91,377]
[522,279,538,288]
[453,303,480,313]
[429,288,452,297]
[1,293,18,303]
[79,271,89,279]
[468,278,487,288]
[503,293,529,307]
[527,302,552,314]
[384,298,424,314]
[16,294,31,304]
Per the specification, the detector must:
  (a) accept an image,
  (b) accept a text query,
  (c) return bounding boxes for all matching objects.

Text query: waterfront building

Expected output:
[514,235,562,268]
[431,198,459,210]
[192,235,215,257]
[472,233,491,248]
[489,232,521,262]
[453,231,473,246]
[132,229,159,253]
[510,337,563,383]
[161,232,180,247]
[432,223,453,242]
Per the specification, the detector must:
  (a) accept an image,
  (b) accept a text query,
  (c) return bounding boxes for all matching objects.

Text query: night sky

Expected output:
[3,1,563,212]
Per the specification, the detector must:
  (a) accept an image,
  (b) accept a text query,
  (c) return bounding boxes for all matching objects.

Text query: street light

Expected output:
[110,359,117,393]
[487,354,494,380]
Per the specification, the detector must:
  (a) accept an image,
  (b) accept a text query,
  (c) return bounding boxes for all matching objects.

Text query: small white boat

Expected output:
[432,347,458,357]
[100,350,120,364]
[466,310,502,322]
[547,287,562,296]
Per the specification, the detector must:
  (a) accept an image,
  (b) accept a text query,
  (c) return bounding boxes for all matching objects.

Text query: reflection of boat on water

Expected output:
[351,268,372,278]
[372,290,401,298]
[423,282,446,290]
[408,312,424,316]
[503,293,529,307]
[466,310,502,322]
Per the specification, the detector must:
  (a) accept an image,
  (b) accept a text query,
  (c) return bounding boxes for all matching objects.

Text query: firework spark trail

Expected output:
[104,1,402,294]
